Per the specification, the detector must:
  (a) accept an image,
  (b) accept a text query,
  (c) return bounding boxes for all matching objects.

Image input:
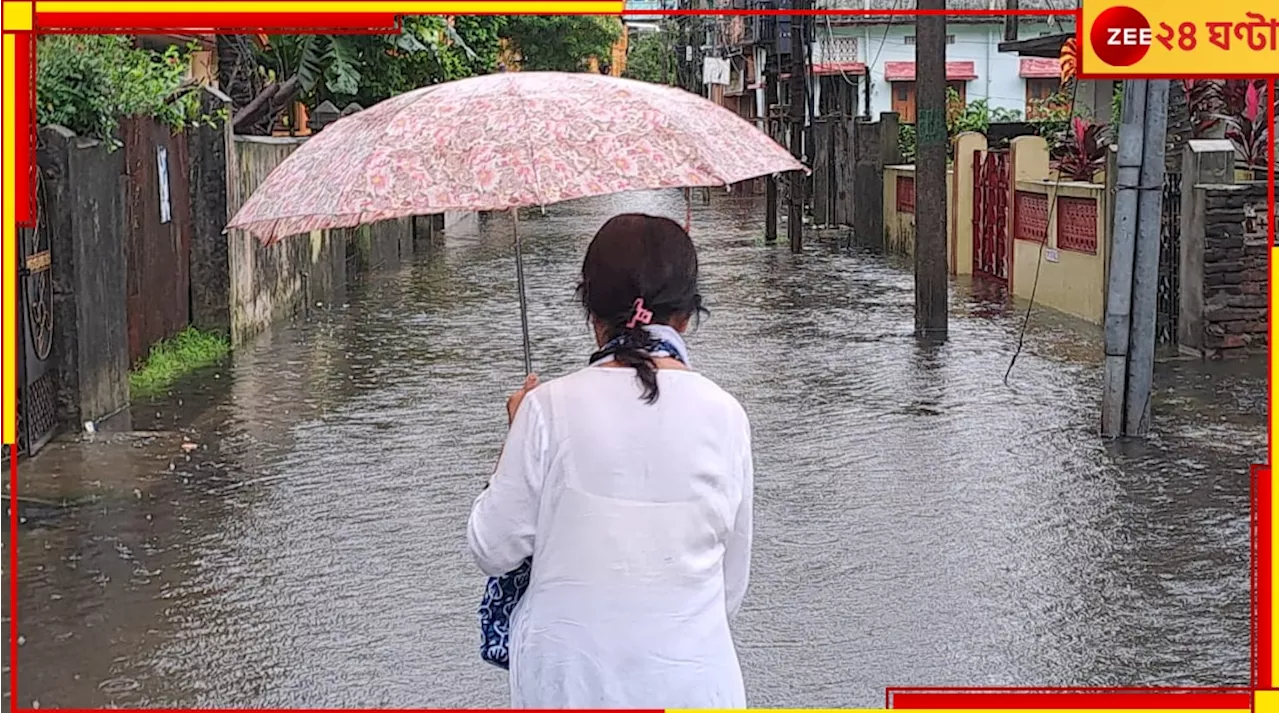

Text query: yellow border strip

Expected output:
[1272,234,1280,690]
[37,1,625,13]
[2,32,15,446]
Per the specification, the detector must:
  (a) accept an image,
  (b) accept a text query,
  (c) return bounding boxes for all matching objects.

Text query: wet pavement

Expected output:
[3,191,1265,708]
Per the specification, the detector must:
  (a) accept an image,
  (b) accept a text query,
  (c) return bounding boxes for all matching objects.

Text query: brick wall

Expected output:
[1199,183,1269,358]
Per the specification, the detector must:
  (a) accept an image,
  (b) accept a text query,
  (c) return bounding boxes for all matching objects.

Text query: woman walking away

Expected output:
[467,213,755,708]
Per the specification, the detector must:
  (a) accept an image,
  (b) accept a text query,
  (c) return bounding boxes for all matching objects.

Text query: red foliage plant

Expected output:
[1183,79,1274,169]
[1218,80,1271,171]
[1050,116,1108,182]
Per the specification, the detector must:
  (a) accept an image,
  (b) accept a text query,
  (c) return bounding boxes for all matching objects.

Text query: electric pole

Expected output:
[1102,80,1146,438]
[1003,0,1019,42]
[765,69,779,244]
[787,0,807,253]
[1123,79,1169,436]
[914,0,948,337]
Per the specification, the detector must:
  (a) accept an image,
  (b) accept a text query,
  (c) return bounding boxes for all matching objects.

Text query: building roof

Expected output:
[997,31,1072,57]
[816,0,1077,24]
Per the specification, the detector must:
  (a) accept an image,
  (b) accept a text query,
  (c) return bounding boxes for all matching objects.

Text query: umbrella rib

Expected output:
[514,77,548,208]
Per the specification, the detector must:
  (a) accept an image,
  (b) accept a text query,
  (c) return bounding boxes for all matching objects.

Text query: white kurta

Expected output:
[468,366,754,709]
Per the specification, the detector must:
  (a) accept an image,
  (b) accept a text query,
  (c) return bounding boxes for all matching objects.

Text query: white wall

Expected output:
[828,21,1065,119]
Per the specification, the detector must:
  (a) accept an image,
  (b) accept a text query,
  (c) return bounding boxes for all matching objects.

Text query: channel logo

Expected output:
[1089,5,1152,67]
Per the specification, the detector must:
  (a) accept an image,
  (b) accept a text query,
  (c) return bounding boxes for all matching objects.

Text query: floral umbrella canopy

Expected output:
[227,71,807,369]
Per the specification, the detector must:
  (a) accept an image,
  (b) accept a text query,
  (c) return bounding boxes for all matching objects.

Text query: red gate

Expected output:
[971,149,1010,281]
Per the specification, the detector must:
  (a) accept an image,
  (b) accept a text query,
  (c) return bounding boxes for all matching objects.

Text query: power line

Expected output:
[1003,72,1083,385]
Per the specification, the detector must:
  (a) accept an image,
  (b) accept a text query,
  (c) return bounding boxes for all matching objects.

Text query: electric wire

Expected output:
[1002,71,1082,385]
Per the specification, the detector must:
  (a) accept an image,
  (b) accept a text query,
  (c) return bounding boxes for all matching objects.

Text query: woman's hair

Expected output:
[576,213,706,404]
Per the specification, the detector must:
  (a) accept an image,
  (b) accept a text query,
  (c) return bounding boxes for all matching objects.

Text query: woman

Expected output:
[467,213,754,708]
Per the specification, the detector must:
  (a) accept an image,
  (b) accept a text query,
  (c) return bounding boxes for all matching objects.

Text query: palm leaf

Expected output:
[324,37,362,96]
[294,35,326,92]
[442,22,479,60]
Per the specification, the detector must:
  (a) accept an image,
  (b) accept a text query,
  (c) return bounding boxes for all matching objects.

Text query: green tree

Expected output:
[36,35,204,144]
[622,27,676,85]
[268,16,505,105]
[355,16,504,106]
[230,15,622,133]
[501,16,622,72]
[233,16,504,132]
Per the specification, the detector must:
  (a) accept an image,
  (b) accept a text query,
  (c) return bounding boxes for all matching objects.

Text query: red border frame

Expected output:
[887,689,1257,709]
[2,3,1276,710]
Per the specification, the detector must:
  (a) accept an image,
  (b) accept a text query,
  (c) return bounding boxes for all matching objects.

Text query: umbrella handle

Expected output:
[512,209,534,375]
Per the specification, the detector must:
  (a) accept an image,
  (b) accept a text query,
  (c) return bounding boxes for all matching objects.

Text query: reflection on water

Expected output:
[4,191,1262,707]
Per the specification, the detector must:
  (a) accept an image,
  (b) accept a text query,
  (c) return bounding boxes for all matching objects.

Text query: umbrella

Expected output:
[227,71,807,372]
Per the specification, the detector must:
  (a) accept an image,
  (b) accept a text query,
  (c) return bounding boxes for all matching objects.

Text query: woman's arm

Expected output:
[723,419,754,620]
[467,393,548,577]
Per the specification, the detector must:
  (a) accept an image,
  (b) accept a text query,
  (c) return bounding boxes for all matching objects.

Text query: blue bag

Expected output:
[478,557,532,669]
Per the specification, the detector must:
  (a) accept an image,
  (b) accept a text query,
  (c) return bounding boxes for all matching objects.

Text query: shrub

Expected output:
[36,35,205,145]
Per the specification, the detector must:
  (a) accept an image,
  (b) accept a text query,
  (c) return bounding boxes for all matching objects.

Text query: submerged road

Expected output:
[5,190,1263,707]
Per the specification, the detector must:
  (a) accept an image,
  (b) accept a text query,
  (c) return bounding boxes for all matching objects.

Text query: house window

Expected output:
[903,34,955,44]
[891,80,967,124]
[819,35,859,63]
[891,81,915,123]
[1025,77,1065,118]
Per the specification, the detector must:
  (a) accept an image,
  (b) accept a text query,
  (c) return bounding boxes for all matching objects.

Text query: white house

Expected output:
[812,0,1076,121]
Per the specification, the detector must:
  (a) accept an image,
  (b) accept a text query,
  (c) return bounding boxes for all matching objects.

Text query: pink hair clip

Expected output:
[626,298,653,329]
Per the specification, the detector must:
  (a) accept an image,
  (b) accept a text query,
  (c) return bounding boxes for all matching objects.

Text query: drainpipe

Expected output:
[863,0,873,118]
[984,26,993,109]
[865,23,875,118]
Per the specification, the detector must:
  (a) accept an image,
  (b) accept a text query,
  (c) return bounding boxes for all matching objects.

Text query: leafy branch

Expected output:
[36,36,208,145]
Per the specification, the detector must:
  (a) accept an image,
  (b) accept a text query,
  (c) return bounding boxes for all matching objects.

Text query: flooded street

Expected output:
[4,191,1264,708]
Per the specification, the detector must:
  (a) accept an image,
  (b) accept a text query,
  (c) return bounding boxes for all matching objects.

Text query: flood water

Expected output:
[4,191,1265,708]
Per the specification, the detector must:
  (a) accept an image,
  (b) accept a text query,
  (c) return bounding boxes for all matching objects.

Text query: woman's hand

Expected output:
[506,373,539,425]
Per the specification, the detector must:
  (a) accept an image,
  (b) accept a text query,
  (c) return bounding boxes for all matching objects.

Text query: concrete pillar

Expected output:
[950,131,987,276]
[851,112,902,249]
[1177,139,1236,354]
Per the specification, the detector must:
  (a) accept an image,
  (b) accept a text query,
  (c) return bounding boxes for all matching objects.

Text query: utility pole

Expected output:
[1102,80,1146,438]
[1123,79,1169,436]
[765,69,779,244]
[1003,0,1019,42]
[913,0,948,337]
[787,0,807,253]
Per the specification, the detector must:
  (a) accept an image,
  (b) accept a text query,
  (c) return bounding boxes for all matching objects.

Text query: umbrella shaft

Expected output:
[512,210,533,375]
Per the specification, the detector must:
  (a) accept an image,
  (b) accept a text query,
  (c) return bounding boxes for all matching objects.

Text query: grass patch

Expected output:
[129,327,230,398]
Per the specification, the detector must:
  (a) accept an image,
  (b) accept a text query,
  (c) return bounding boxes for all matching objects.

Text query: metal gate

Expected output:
[972,149,1011,281]
[1155,171,1181,345]
[8,176,60,460]
[122,116,192,363]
